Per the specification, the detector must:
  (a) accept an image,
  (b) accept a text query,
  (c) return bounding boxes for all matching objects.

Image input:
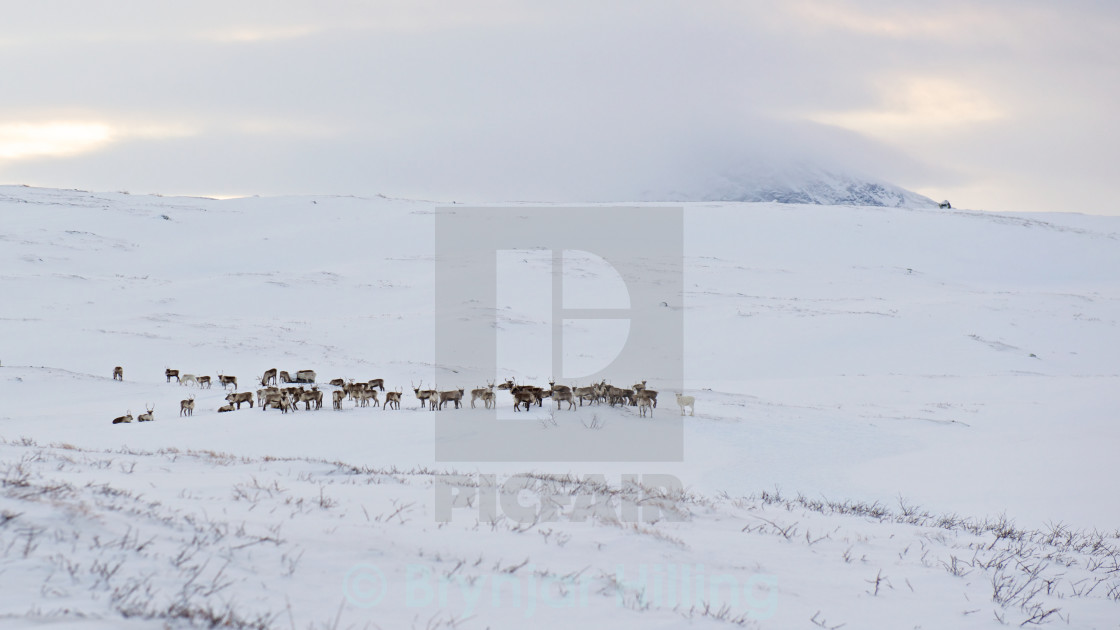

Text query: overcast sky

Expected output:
[1,1,1117,213]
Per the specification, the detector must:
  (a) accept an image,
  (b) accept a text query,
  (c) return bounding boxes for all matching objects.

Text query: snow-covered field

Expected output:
[2,185,1119,628]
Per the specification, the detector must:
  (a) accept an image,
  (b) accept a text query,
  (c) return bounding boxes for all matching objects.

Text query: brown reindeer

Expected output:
[217,373,237,390]
[551,387,576,411]
[412,381,437,410]
[262,391,292,413]
[383,389,402,410]
[226,391,253,409]
[633,381,658,408]
[437,388,464,410]
[112,366,123,381]
[367,378,385,391]
[180,395,195,417]
[165,368,179,383]
[261,368,278,386]
[470,382,495,408]
[217,403,235,413]
[112,410,133,424]
[196,375,212,389]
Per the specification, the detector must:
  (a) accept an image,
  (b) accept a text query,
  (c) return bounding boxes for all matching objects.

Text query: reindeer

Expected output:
[383,389,402,410]
[496,379,515,391]
[510,388,537,412]
[112,366,123,381]
[217,403,235,413]
[438,388,464,410]
[137,404,155,422]
[284,369,316,384]
[261,368,278,387]
[217,373,237,390]
[180,373,198,387]
[197,375,212,389]
[355,388,379,408]
[367,378,385,391]
[226,391,254,409]
[329,378,346,388]
[180,395,195,417]
[412,381,437,410]
[332,390,345,410]
[510,384,548,408]
[551,387,576,411]
[300,387,324,410]
[638,394,653,417]
[573,386,598,406]
[471,382,495,408]
[480,389,495,409]
[633,381,658,408]
[548,379,572,395]
[262,391,292,413]
[165,368,180,383]
[608,386,635,407]
[112,410,132,424]
[256,387,277,407]
[675,393,695,416]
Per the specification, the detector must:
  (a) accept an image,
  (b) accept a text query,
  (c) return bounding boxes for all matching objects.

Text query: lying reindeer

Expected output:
[112,410,133,424]
[137,404,155,422]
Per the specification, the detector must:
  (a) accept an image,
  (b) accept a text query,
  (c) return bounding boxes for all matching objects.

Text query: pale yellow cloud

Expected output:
[808,77,1005,142]
[199,25,322,43]
[0,120,197,161]
[783,1,969,38]
[0,122,112,160]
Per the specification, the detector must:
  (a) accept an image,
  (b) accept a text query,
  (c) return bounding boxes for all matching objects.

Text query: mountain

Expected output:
[649,162,938,207]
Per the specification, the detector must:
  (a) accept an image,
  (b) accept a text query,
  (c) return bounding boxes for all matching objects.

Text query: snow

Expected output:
[2,185,1119,628]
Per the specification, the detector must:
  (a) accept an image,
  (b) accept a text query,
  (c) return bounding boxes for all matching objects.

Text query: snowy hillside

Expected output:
[2,185,1119,628]
[647,163,938,207]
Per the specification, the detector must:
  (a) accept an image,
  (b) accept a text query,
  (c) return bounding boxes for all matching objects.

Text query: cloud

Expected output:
[0,118,196,162]
[808,76,1005,142]
[0,1,1117,212]
[0,122,112,160]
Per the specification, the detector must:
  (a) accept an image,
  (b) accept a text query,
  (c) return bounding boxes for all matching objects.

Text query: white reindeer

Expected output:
[180,373,198,387]
[137,404,155,422]
[675,393,695,416]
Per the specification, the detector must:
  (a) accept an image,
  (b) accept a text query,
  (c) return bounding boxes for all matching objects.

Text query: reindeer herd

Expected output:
[108,366,697,424]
